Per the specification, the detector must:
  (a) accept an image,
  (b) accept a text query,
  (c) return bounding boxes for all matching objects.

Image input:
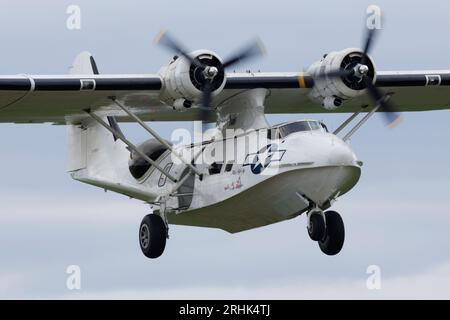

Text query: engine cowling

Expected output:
[159,50,226,109]
[308,48,376,110]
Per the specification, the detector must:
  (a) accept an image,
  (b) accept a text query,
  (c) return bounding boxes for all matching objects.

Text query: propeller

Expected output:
[363,74,400,127]
[361,27,376,66]
[360,26,402,127]
[155,30,266,123]
[313,25,402,127]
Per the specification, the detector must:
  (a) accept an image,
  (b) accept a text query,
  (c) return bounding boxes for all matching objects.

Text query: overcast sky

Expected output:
[0,0,450,299]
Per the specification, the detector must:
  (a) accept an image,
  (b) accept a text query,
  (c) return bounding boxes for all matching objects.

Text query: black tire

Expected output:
[139,214,167,259]
[308,213,326,241]
[319,211,345,256]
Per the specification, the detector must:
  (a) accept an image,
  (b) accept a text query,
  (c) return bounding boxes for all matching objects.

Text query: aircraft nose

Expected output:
[280,132,361,201]
[329,138,358,166]
[286,132,359,167]
[322,135,361,197]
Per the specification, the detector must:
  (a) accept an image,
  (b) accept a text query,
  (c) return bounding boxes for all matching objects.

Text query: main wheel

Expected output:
[319,211,345,256]
[139,214,167,259]
[308,212,326,241]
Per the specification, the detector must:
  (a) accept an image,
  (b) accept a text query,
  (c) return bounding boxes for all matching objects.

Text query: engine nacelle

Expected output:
[159,50,226,109]
[308,48,376,110]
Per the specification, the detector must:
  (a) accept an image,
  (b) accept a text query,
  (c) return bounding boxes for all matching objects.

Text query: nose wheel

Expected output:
[307,210,345,256]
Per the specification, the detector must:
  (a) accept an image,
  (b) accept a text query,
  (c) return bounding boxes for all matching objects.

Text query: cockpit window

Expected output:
[279,121,310,137]
[309,121,320,131]
[278,121,326,138]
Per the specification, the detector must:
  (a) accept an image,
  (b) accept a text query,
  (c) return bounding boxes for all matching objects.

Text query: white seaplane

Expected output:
[1,26,449,259]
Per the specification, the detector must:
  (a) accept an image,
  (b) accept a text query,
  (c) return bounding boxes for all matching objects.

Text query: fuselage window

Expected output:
[132,148,166,178]
[209,162,223,175]
[129,142,169,180]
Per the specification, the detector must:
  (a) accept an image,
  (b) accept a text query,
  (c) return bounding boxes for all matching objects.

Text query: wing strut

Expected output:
[333,110,362,135]
[342,105,380,142]
[111,98,203,178]
[85,109,178,183]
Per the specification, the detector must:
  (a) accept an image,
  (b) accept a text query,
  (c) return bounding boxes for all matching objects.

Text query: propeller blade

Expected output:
[200,81,213,123]
[363,76,402,127]
[222,38,266,69]
[363,28,376,56]
[155,30,204,68]
[361,27,378,66]
[363,76,383,102]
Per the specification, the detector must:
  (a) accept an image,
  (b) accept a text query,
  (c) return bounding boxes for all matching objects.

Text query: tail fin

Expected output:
[66,53,154,200]
[69,51,99,75]
[67,52,134,189]
[69,51,123,141]
[67,51,128,173]
[66,53,127,182]
[67,51,97,172]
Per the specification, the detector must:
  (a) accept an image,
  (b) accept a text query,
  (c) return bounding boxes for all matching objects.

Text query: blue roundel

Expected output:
[249,144,276,174]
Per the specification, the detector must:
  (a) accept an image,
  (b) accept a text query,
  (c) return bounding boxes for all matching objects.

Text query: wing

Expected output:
[0,74,191,124]
[0,51,206,124]
[226,71,450,114]
[1,69,450,124]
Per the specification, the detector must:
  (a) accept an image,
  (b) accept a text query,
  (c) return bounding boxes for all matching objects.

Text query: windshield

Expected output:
[278,121,327,138]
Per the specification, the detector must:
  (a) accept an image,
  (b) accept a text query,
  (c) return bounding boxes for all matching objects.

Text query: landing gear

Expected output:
[307,209,345,256]
[307,211,326,241]
[139,214,167,259]
[318,211,345,256]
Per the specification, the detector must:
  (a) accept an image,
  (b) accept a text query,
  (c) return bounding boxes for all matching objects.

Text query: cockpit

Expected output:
[269,120,329,139]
